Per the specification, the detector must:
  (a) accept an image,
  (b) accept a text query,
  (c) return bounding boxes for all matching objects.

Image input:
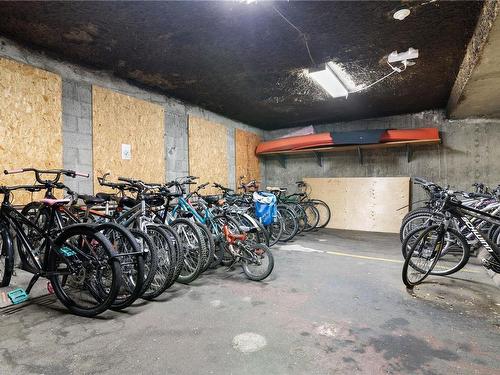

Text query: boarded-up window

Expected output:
[235,129,261,188]
[0,57,62,204]
[188,116,228,195]
[92,86,165,193]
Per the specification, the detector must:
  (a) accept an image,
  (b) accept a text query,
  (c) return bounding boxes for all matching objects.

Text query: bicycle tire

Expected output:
[310,199,331,228]
[402,225,444,288]
[402,225,470,276]
[170,218,205,284]
[278,206,298,242]
[49,225,121,317]
[195,222,215,272]
[0,224,14,287]
[241,243,274,281]
[158,224,183,285]
[142,225,175,299]
[94,223,145,310]
[129,229,158,295]
[301,202,320,232]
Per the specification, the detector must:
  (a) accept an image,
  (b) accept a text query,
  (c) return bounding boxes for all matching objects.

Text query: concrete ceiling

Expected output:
[448,1,500,119]
[0,1,484,129]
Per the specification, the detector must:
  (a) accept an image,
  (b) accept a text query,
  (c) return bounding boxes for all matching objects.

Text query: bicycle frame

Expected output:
[447,199,500,264]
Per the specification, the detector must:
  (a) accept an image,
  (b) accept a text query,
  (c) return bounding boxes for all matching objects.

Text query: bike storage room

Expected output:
[0,1,499,374]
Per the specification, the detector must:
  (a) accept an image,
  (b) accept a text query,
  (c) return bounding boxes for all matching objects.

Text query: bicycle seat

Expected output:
[144,194,165,207]
[118,196,137,208]
[266,186,287,192]
[41,198,71,207]
[202,195,221,205]
[96,192,116,202]
[78,194,105,206]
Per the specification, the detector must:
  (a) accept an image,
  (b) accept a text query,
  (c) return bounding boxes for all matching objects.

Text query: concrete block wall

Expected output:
[62,80,93,194]
[0,36,264,193]
[263,110,500,204]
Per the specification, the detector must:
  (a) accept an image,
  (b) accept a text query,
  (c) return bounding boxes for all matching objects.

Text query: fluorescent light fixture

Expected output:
[307,62,349,99]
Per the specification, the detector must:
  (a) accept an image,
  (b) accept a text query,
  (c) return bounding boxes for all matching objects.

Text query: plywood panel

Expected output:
[188,116,228,194]
[0,57,62,204]
[304,177,410,233]
[92,86,165,193]
[235,128,261,187]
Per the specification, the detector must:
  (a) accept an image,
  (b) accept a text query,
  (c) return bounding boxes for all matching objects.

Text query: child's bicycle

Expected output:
[222,224,274,281]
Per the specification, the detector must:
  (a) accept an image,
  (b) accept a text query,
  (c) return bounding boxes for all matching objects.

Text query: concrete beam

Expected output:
[448,1,500,119]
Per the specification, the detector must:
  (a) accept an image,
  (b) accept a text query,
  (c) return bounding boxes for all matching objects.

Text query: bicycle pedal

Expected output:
[7,288,29,305]
[58,246,76,257]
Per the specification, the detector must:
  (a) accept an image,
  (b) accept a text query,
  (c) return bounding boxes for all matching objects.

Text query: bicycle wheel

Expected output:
[212,215,242,267]
[399,210,443,243]
[170,218,205,284]
[159,225,183,285]
[129,229,158,295]
[402,225,470,276]
[278,206,299,242]
[229,212,268,246]
[290,203,308,234]
[402,225,444,288]
[95,223,144,310]
[302,202,320,232]
[0,225,14,287]
[241,242,274,281]
[264,211,283,247]
[195,222,215,272]
[49,226,121,317]
[311,199,331,228]
[142,225,175,299]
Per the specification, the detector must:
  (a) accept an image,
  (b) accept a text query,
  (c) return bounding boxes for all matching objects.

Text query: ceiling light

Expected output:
[393,8,411,20]
[307,62,349,99]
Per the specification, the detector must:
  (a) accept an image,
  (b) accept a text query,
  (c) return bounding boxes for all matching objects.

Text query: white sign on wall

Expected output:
[121,144,131,160]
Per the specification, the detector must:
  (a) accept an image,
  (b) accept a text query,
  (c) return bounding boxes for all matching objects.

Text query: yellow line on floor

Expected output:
[324,250,479,273]
[325,250,403,263]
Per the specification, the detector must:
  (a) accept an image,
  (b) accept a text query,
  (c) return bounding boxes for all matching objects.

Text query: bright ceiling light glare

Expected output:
[308,62,349,99]
[393,8,411,20]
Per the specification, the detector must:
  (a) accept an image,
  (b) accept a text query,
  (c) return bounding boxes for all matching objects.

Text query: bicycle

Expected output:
[1,169,122,317]
[402,186,500,288]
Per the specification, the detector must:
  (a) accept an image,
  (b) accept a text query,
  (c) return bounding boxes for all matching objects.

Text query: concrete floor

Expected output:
[1,229,499,375]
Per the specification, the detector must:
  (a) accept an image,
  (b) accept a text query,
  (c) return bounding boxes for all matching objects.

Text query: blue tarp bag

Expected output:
[253,191,277,226]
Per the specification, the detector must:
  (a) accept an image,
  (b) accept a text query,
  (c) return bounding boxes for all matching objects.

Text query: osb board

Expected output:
[188,116,228,195]
[304,177,410,233]
[235,128,261,186]
[0,57,62,204]
[92,86,165,193]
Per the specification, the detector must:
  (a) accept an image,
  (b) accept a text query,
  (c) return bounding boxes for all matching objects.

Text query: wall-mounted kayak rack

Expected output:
[259,138,441,167]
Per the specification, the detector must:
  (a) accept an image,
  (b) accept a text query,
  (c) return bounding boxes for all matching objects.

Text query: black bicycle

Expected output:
[402,187,500,288]
[0,169,122,317]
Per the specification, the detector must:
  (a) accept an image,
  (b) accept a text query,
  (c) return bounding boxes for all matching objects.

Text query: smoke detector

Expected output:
[393,8,411,20]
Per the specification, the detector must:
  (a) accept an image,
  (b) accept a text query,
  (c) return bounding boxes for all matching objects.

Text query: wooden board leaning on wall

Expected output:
[92,86,165,193]
[0,57,62,204]
[188,116,228,195]
[304,177,410,233]
[235,128,261,188]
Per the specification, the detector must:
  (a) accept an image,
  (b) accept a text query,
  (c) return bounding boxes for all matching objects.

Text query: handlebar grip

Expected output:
[118,177,135,183]
[4,168,24,175]
[74,171,89,178]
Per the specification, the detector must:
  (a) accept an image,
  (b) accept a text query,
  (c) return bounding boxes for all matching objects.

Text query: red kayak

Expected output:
[255,128,439,155]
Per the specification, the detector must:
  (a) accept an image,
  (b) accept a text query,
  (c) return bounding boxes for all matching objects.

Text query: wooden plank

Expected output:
[258,139,440,156]
[92,86,165,193]
[304,177,410,233]
[235,128,261,187]
[188,116,228,194]
[0,57,62,204]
